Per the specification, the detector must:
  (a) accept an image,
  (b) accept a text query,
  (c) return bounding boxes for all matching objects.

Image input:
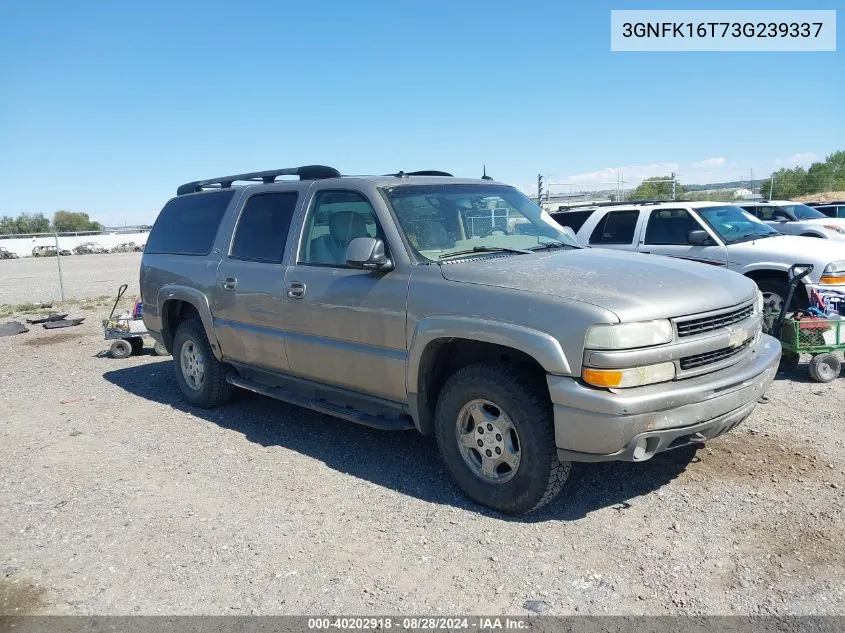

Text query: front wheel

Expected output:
[434,363,570,515]
[172,318,233,408]
[756,277,806,334]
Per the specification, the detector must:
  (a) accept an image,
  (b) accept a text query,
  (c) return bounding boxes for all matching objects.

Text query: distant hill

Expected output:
[683,180,760,192]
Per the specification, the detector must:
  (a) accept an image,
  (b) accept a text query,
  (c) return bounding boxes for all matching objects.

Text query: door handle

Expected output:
[287,281,306,298]
[221,277,238,291]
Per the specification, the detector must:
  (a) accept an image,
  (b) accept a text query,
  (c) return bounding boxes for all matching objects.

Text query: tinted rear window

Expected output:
[145,190,236,255]
[551,210,595,233]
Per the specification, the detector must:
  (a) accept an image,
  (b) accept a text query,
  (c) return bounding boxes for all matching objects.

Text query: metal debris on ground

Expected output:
[43,318,85,329]
[0,321,29,337]
[26,313,69,324]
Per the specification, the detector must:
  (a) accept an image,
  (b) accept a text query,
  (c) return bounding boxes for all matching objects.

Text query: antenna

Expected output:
[482,165,492,180]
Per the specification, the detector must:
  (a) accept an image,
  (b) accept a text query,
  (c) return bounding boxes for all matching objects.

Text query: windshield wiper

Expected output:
[729,233,777,244]
[438,246,533,260]
[528,240,578,251]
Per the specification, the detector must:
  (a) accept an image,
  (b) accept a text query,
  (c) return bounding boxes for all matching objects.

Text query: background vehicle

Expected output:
[141,165,780,514]
[32,245,71,257]
[0,246,19,259]
[553,201,845,329]
[737,200,845,240]
[74,242,108,255]
[806,201,845,219]
[111,242,142,253]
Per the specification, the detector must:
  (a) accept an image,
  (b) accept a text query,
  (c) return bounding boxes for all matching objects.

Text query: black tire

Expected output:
[129,337,144,355]
[778,351,800,373]
[808,353,841,383]
[153,341,169,356]
[171,318,233,408]
[109,339,133,359]
[756,277,806,334]
[434,363,570,515]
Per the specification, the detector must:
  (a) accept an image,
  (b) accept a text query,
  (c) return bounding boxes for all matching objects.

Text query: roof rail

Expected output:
[386,170,454,178]
[553,199,674,211]
[176,165,341,195]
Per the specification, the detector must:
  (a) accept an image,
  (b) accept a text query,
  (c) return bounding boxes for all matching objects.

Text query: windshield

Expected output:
[779,203,827,220]
[383,184,580,260]
[696,205,780,244]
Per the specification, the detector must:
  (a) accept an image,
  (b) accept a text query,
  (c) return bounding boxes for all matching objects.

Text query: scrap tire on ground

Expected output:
[434,362,570,515]
[109,339,133,359]
[756,277,807,333]
[172,317,234,408]
[808,353,841,383]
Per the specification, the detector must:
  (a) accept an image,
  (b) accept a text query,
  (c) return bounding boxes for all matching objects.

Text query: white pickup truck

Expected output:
[553,201,845,328]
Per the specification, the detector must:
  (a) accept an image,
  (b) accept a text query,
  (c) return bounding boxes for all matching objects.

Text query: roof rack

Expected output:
[387,170,454,178]
[553,199,673,211]
[176,165,341,196]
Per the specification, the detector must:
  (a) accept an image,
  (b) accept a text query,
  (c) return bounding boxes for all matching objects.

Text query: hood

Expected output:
[732,235,845,266]
[438,249,757,322]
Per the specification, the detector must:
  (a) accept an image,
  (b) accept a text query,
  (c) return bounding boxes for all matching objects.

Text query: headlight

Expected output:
[583,362,676,388]
[584,320,673,350]
[823,225,845,234]
[821,261,845,284]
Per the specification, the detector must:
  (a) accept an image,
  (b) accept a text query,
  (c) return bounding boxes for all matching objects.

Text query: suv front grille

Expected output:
[680,338,753,370]
[676,304,753,337]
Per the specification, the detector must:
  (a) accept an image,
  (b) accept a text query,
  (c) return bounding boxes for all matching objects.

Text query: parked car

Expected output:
[74,242,108,255]
[141,165,780,514]
[736,200,845,240]
[111,242,142,253]
[32,245,71,257]
[0,246,19,259]
[806,200,845,219]
[552,201,845,329]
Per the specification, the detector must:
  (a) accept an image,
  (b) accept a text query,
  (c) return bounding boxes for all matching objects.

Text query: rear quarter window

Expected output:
[145,190,236,255]
[551,210,595,233]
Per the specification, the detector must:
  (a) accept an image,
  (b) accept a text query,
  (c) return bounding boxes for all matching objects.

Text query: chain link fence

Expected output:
[0,230,150,305]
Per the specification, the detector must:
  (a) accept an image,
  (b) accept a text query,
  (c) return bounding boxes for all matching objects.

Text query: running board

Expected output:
[226,375,414,432]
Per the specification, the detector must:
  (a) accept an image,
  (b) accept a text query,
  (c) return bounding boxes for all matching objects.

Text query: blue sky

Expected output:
[0,0,841,225]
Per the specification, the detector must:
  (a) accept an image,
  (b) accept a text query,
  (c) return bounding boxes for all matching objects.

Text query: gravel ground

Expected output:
[0,253,141,304]
[1,306,844,616]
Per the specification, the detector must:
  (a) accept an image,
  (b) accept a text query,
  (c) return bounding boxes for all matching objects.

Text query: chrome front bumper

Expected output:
[549,333,781,462]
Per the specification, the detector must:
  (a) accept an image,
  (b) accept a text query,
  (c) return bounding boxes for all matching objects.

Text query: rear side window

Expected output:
[644,209,701,245]
[230,192,299,263]
[589,210,640,245]
[551,210,594,233]
[145,190,235,255]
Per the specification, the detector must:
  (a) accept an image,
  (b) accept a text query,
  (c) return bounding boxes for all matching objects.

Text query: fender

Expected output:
[739,262,792,276]
[406,315,572,395]
[157,285,223,360]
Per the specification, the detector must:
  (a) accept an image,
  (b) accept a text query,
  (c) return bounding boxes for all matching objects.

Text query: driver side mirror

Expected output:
[687,230,712,246]
[346,237,393,271]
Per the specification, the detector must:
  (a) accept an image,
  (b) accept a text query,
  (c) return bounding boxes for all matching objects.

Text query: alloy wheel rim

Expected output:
[180,340,205,390]
[455,399,521,484]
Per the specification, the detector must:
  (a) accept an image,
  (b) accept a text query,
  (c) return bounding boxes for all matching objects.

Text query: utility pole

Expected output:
[750,168,754,196]
[537,174,544,207]
[671,172,677,201]
[769,175,774,199]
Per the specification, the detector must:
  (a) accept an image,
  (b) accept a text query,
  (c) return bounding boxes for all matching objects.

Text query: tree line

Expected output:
[759,151,845,199]
[0,211,104,235]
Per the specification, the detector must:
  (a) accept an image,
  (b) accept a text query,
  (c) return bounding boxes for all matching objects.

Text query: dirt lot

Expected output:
[1,305,844,616]
[0,253,141,305]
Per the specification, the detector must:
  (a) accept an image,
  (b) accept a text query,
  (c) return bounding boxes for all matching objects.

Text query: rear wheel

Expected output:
[434,363,570,515]
[109,339,133,359]
[808,353,841,383]
[129,337,144,355]
[172,318,233,408]
[153,341,169,356]
[778,351,800,373]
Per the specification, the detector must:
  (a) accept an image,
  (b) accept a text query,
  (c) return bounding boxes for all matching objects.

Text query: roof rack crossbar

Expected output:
[384,170,454,178]
[177,165,341,195]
